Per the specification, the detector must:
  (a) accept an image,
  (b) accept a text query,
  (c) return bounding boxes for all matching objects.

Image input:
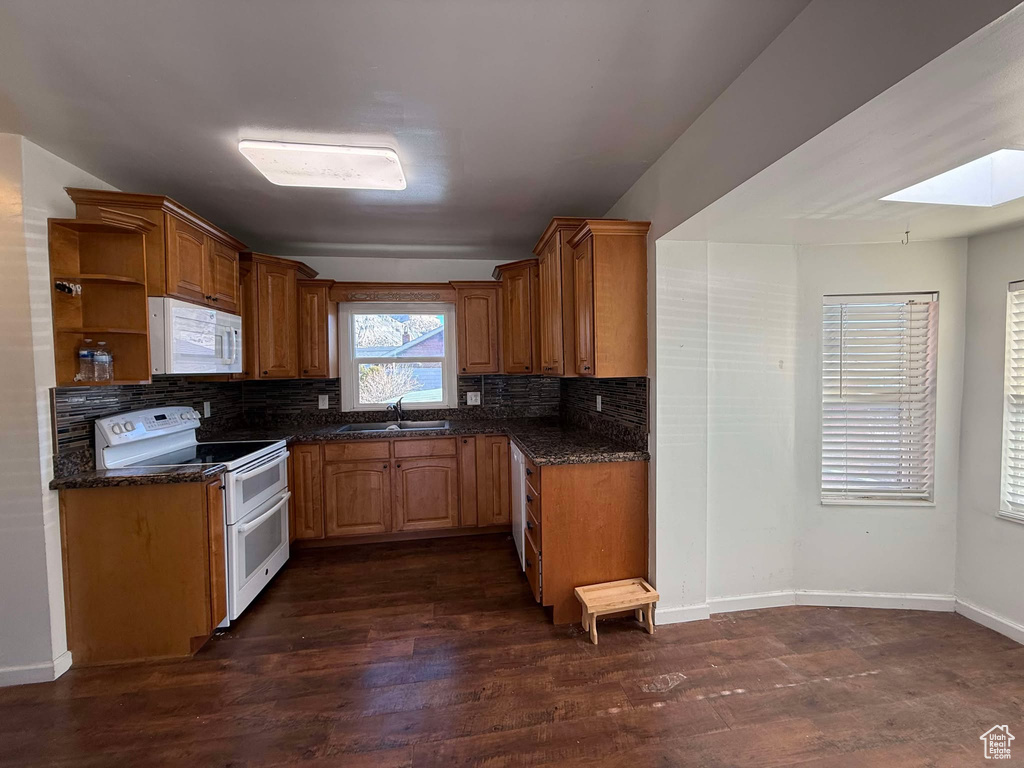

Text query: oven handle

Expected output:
[237,491,291,535]
[233,450,289,481]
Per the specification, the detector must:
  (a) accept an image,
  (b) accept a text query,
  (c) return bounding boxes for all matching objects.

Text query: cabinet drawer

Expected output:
[525,533,541,604]
[525,485,541,521]
[524,453,541,492]
[324,441,390,462]
[394,437,457,458]
[525,504,541,550]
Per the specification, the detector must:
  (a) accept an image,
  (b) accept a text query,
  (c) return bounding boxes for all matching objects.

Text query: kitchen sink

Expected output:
[336,420,449,433]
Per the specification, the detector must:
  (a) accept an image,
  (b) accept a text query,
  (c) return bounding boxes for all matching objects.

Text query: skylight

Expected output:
[238,140,406,190]
[881,149,1024,207]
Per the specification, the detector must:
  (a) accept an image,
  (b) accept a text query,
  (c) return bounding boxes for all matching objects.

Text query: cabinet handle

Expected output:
[526,558,532,568]
[211,297,219,302]
[583,365,591,371]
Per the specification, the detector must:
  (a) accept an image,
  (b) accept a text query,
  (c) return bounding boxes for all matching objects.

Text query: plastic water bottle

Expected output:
[77,339,95,382]
[93,342,113,382]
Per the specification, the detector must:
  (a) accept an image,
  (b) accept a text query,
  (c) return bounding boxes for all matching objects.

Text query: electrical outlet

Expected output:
[596,395,602,412]
[467,391,481,406]
[318,394,329,410]
[203,401,211,418]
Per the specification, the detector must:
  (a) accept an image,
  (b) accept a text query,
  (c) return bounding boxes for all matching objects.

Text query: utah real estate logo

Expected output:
[980,725,1014,760]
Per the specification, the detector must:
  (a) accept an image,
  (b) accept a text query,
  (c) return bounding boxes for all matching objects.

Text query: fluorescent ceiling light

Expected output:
[881,149,1024,207]
[238,140,406,190]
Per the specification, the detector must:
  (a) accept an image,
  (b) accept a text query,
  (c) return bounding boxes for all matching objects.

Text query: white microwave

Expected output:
[149,297,242,375]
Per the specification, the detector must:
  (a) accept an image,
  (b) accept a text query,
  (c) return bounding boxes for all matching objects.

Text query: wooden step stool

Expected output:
[574,578,659,645]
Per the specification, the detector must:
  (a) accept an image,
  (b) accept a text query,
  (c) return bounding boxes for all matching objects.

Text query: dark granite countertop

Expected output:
[211,418,650,467]
[49,463,225,491]
[49,418,648,490]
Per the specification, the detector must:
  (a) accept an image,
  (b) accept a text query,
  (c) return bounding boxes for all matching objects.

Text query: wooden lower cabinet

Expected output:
[291,435,511,542]
[59,478,227,664]
[393,457,459,531]
[290,443,324,540]
[323,461,392,536]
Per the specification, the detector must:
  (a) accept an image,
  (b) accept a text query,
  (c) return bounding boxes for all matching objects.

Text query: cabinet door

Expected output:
[205,479,228,630]
[574,237,595,376]
[298,282,330,377]
[537,239,563,375]
[476,435,511,526]
[458,436,478,526]
[393,457,459,532]
[165,214,208,305]
[290,444,324,540]
[455,285,500,374]
[206,240,239,314]
[324,461,392,536]
[256,262,298,378]
[501,264,535,374]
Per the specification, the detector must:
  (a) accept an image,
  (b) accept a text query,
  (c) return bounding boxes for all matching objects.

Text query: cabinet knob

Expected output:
[262,370,268,375]
[526,520,534,530]
[396,464,402,468]
[462,439,468,444]
[461,367,467,372]
[383,464,388,470]
[526,468,533,476]
[526,558,532,568]
[211,297,219,302]
[526,494,533,503]
[303,369,309,374]
[584,365,591,371]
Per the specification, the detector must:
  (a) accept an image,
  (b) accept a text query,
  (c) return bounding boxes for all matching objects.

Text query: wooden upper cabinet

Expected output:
[533,218,588,377]
[324,460,392,537]
[165,214,208,304]
[453,282,500,374]
[496,260,537,374]
[298,280,338,378]
[393,457,459,532]
[66,189,245,313]
[256,261,299,379]
[206,239,240,313]
[574,237,595,376]
[569,220,651,378]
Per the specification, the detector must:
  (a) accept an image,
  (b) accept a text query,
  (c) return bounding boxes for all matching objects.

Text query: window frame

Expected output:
[819,291,939,507]
[338,301,458,412]
[999,281,1024,524]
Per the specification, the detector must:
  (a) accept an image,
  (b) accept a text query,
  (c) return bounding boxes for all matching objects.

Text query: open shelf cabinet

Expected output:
[49,209,155,387]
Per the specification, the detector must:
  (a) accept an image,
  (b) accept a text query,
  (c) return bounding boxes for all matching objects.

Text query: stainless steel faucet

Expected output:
[387,397,405,422]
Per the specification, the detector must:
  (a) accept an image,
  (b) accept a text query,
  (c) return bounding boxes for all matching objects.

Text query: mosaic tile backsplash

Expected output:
[51,373,647,473]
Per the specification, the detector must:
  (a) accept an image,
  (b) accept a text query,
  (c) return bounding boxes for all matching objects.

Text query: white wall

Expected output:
[286,255,507,283]
[794,241,967,604]
[0,135,115,686]
[707,243,798,603]
[652,240,709,622]
[957,225,1024,637]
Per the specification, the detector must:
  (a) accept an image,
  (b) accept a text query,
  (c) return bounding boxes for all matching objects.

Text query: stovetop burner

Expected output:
[129,441,281,467]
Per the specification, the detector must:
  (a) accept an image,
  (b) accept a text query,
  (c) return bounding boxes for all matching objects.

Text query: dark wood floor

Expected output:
[2,534,1022,767]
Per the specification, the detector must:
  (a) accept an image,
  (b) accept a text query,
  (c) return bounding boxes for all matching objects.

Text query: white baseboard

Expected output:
[655,603,710,625]
[794,590,955,612]
[703,589,955,616]
[955,599,1024,646]
[709,590,796,613]
[0,650,72,688]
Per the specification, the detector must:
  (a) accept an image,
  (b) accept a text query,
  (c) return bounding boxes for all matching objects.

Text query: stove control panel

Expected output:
[95,406,201,447]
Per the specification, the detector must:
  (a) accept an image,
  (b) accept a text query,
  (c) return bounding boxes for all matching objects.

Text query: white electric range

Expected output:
[95,406,290,621]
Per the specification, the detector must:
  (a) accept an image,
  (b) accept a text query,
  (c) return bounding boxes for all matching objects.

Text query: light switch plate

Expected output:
[596,395,602,412]
[318,394,329,410]
[203,401,211,418]
[467,391,481,406]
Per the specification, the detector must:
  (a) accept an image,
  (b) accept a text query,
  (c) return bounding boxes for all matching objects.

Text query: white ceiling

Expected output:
[0,0,807,260]
[667,6,1024,246]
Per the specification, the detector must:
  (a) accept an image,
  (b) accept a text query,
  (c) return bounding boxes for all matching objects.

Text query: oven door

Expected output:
[228,490,290,620]
[225,449,289,525]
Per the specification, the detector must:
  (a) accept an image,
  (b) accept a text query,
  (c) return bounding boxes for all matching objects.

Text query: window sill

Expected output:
[820,498,936,508]
[343,403,457,413]
[997,510,1024,525]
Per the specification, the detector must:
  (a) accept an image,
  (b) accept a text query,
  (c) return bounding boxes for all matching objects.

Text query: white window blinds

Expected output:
[821,293,939,503]
[1001,282,1024,521]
